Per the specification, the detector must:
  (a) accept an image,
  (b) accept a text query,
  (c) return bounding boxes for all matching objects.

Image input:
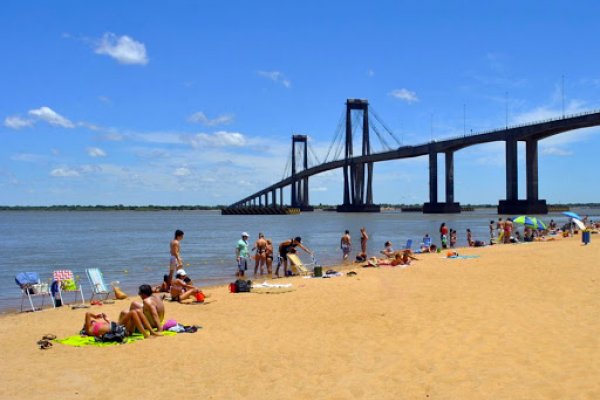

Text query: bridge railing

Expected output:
[428,108,600,145]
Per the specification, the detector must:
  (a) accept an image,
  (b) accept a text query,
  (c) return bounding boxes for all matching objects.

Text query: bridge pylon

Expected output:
[337,99,380,212]
[423,146,461,213]
[291,135,314,211]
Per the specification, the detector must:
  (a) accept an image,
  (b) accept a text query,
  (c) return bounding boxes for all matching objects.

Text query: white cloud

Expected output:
[95,33,148,65]
[540,147,573,156]
[98,96,111,104]
[257,70,291,88]
[87,147,107,157]
[4,115,34,129]
[28,106,74,128]
[188,112,234,126]
[367,69,375,77]
[50,167,80,177]
[389,88,419,103]
[187,131,246,147]
[173,167,191,176]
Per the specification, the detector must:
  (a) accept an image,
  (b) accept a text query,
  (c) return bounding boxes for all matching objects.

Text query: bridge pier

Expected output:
[498,138,548,214]
[337,99,380,212]
[423,148,461,213]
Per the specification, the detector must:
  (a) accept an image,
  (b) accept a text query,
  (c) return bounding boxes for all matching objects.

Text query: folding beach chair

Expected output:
[287,253,318,276]
[403,239,413,251]
[86,268,112,302]
[15,272,55,312]
[421,236,432,250]
[53,269,85,306]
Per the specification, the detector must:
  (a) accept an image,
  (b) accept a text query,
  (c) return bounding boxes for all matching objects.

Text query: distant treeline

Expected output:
[1,203,598,211]
[0,205,226,211]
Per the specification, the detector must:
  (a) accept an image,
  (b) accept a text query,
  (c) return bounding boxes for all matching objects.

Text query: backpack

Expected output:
[95,322,127,343]
[235,279,252,293]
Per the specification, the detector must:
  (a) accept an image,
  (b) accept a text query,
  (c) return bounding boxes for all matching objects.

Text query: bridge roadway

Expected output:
[230,109,600,208]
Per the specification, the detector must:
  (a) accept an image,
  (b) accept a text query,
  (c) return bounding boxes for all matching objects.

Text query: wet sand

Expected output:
[0,235,598,400]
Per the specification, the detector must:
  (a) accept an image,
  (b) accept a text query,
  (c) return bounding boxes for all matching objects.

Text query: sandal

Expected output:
[37,339,53,350]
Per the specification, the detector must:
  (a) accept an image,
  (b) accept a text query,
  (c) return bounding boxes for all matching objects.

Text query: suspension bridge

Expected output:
[222,99,600,215]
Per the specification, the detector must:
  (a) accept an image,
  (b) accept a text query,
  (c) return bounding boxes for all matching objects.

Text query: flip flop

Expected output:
[42,334,57,340]
[102,300,115,304]
[37,339,53,350]
[71,304,90,309]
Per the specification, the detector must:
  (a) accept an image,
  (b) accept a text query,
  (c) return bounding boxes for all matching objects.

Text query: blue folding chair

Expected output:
[15,272,55,312]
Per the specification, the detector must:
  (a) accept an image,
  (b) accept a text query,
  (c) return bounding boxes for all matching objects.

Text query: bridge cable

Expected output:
[370,124,393,152]
[369,107,403,147]
[323,109,345,163]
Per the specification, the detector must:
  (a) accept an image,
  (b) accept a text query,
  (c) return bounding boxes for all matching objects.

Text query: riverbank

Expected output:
[0,236,598,399]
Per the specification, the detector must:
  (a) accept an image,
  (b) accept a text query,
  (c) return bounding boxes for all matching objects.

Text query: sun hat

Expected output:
[242,232,249,237]
[176,268,187,276]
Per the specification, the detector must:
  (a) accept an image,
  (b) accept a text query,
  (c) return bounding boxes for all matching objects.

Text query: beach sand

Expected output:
[1,236,598,399]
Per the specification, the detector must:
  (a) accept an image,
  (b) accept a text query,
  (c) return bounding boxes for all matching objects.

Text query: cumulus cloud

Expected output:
[87,147,107,157]
[50,167,80,177]
[173,167,191,176]
[257,70,291,88]
[28,106,75,128]
[4,115,34,129]
[188,112,234,126]
[95,33,148,65]
[187,131,246,148]
[389,88,419,103]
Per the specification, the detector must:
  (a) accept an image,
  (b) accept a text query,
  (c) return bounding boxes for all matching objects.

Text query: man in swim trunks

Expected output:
[340,230,352,262]
[236,232,250,277]
[169,230,184,285]
[130,284,165,332]
[253,232,268,276]
[360,227,369,256]
[276,237,313,277]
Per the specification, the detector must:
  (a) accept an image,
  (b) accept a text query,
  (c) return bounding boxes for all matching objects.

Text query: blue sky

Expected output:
[1,0,600,206]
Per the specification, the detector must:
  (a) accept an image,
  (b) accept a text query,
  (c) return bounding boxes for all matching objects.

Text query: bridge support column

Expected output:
[498,138,547,214]
[337,99,380,212]
[423,149,461,213]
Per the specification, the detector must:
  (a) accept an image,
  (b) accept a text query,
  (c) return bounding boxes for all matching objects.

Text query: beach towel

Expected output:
[55,331,177,347]
[444,255,480,259]
[251,281,295,294]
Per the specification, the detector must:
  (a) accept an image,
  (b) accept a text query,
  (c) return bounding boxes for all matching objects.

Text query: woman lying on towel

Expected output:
[84,310,160,339]
[378,250,417,266]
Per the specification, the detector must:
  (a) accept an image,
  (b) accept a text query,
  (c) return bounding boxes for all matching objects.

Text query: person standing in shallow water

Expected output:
[169,230,184,286]
[340,230,352,262]
[360,227,369,258]
[236,232,250,277]
[440,223,449,249]
[253,233,267,276]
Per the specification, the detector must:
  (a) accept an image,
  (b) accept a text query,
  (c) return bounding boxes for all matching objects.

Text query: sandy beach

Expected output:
[1,235,598,400]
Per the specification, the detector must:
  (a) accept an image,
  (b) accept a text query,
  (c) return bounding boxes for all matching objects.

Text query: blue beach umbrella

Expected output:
[562,211,582,220]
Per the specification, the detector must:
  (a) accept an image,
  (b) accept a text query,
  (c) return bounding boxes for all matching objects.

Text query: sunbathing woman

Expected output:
[170,269,203,302]
[83,310,160,339]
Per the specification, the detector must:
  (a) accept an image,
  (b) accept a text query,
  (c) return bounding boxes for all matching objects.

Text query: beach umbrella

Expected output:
[513,215,547,230]
[562,211,582,220]
[572,218,586,230]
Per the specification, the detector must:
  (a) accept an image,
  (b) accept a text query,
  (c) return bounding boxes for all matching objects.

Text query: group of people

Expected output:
[236,232,314,278]
[340,227,369,262]
[83,283,166,340]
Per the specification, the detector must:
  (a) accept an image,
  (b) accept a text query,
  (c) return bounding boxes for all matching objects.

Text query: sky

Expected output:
[1,0,600,206]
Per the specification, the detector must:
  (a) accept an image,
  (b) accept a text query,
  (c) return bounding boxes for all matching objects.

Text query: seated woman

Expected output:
[380,241,394,258]
[170,269,203,302]
[153,274,171,293]
[83,310,160,339]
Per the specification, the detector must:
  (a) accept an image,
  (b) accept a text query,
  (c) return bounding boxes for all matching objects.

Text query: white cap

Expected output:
[176,269,187,276]
[242,232,249,237]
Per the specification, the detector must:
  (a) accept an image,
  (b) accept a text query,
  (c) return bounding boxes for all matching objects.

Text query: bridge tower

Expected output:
[498,137,547,214]
[290,134,314,211]
[337,99,380,212]
[423,145,462,213]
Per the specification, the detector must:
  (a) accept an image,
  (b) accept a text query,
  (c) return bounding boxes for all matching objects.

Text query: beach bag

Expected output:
[235,279,251,293]
[61,278,76,291]
[96,322,127,343]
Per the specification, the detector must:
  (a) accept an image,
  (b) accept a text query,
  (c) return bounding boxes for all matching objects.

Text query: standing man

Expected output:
[130,284,165,332]
[169,230,184,285]
[253,233,268,276]
[340,230,352,261]
[236,232,250,277]
[360,227,369,258]
[276,237,313,277]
